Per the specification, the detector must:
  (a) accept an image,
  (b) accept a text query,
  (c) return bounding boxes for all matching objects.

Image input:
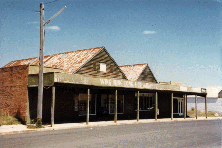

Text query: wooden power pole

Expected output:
[37,3,66,127]
[37,2,44,127]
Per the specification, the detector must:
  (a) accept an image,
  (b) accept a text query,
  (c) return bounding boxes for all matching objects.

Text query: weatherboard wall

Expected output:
[137,66,157,83]
[75,49,125,79]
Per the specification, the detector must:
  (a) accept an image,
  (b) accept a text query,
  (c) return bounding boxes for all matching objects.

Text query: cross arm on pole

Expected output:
[44,6,67,25]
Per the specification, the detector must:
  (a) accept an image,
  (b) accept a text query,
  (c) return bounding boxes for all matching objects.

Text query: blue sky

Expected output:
[0,0,221,88]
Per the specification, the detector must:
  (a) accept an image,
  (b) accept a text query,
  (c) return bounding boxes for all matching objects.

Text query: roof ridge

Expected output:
[49,46,104,57]
[4,46,104,65]
[119,63,147,67]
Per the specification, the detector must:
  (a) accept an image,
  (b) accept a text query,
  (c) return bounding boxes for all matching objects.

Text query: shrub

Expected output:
[0,111,21,125]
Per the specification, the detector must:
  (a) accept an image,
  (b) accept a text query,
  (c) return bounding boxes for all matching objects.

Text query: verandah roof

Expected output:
[28,72,207,96]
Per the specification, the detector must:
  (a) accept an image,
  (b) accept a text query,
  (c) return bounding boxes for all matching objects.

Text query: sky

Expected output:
[0,0,221,88]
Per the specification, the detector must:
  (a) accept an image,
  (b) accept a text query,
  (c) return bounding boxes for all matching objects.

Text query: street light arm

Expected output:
[44,6,66,25]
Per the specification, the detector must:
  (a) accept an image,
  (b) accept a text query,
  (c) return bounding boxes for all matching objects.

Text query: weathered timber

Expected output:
[37,2,45,127]
[184,94,186,119]
[26,89,31,124]
[155,92,158,121]
[171,93,173,120]
[76,48,125,79]
[114,90,117,123]
[137,91,139,122]
[195,95,197,119]
[29,65,64,74]
[86,89,90,125]
[29,73,54,86]
[28,73,207,96]
[205,95,207,119]
[51,86,55,127]
[137,65,157,83]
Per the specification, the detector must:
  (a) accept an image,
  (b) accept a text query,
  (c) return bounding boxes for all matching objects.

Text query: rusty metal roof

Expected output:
[119,64,147,81]
[3,46,104,74]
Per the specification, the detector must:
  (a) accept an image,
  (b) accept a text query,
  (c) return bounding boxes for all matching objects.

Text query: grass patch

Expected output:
[26,119,45,129]
[26,124,45,129]
[0,111,21,125]
[187,108,222,118]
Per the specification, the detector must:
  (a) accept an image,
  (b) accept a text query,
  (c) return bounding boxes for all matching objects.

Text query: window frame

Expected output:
[135,93,155,111]
[100,63,106,72]
[78,93,97,116]
[109,94,124,114]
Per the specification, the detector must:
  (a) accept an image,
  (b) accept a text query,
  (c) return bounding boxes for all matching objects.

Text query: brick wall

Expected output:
[0,65,29,120]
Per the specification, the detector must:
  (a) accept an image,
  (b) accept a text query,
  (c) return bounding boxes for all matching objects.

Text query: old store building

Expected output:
[0,46,207,125]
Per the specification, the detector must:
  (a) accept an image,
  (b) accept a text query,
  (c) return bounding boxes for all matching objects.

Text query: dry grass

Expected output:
[187,108,222,118]
[26,118,45,129]
[0,111,21,125]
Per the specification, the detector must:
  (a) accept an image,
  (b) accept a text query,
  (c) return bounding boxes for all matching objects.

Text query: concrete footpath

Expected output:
[1,117,222,135]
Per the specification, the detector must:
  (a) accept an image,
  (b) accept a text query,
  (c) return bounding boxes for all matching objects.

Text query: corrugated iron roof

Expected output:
[119,64,147,81]
[3,46,104,74]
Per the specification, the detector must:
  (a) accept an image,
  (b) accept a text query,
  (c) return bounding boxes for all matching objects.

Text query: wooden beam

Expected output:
[171,93,173,120]
[26,88,31,124]
[155,92,158,121]
[86,88,90,125]
[205,95,207,119]
[51,86,55,127]
[114,90,117,123]
[184,94,186,119]
[137,91,139,122]
[195,95,197,119]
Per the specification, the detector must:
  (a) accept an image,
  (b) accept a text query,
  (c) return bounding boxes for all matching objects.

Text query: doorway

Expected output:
[173,98,184,116]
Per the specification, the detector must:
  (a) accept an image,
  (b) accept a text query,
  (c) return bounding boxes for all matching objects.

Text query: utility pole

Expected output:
[37,2,44,127]
[37,2,66,127]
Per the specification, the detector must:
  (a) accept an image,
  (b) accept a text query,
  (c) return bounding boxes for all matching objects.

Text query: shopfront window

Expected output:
[135,93,155,111]
[101,94,109,114]
[79,93,96,116]
[109,94,124,114]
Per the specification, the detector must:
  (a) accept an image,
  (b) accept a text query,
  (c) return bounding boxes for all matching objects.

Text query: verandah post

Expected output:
[205,95,207,119]
[137,91,139,122]
[86,88,90,125]
[195,95,197,119]
[171,93,173,120]
[114,90,117,123]
[51,86,55,127]
[155,92,158,121]
[184,94,186,119]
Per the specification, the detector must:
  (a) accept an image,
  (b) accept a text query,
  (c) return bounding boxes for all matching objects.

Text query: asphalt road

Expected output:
[1,119,221,148]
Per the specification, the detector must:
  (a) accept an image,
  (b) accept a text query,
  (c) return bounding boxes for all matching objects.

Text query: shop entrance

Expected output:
[96,91,124,118]
[173,98,184,116]
[97,94,109,117]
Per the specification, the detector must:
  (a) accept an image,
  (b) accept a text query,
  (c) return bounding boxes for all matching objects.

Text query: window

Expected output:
[109,94,124,114]
[78,93,96,116]
[100,63,106,72]
[135,93,155,111]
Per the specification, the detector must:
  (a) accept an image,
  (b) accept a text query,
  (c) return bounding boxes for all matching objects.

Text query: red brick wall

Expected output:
[0,65,29,120]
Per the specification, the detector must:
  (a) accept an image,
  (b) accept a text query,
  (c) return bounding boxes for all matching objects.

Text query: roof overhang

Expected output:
[28,72,207,96]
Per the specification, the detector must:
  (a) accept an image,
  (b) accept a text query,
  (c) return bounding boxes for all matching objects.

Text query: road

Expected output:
[0,119,221,148]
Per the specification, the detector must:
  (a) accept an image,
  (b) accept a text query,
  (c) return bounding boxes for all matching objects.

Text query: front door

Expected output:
[173,98,184,116]
[97,94,109,117]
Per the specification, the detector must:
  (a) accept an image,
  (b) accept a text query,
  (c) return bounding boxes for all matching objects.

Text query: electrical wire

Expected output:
[1,1,38,12]
[44,0,59,5]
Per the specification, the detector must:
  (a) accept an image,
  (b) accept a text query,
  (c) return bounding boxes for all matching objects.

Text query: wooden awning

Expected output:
[28,72,207,96]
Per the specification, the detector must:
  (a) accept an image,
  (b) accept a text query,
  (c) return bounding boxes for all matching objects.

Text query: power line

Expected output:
[45,0,59,5]
[1,1,38,12]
